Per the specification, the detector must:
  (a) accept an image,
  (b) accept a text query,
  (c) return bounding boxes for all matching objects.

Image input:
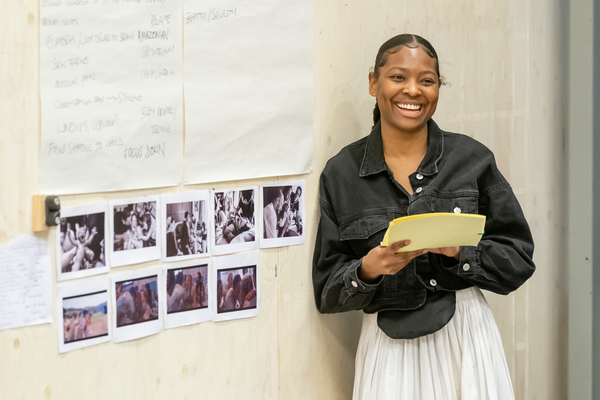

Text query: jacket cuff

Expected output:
[441,246,483,276]
[343,259,382,293]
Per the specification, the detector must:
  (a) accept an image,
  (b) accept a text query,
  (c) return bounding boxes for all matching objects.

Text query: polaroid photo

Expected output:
[108,195,161,267]
[163,259,212,329]
[260,180,306,248]
[57,275,111,353]
[161,191,210,262]
[111,266,162,343]
[56,202,110,281]
[212,251,259,322]
[210,187,258,256]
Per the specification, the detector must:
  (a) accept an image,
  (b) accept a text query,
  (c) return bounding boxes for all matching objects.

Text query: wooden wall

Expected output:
[0,0,567,398]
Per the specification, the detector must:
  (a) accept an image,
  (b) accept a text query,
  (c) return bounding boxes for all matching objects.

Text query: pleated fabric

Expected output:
[353,287,514,400]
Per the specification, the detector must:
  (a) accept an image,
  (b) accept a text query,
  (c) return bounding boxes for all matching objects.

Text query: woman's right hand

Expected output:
[358,240,428,284]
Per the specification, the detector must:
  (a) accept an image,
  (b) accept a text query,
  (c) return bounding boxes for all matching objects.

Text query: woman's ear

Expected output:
[368,72,378,97]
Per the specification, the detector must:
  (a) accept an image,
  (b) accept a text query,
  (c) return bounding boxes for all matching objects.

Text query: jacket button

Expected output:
[351,281,358,288]
[415,187,423,194]
[462,263,470,271]
[416,173,424,180]
[453,207,461,214]
[429,279,437,287]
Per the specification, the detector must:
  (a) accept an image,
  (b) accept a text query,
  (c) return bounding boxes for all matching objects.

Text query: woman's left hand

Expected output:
[427,246,460,260]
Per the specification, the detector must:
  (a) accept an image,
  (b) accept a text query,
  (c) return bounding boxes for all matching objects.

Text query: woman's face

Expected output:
[368,45,439,135]
[131,214,138,228]
[136,203,145,216]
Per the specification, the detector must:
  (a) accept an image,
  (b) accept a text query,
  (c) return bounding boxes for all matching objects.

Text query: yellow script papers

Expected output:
[381,213,486,252]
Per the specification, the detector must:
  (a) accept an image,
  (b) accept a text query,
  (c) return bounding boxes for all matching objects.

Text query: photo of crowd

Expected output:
[262,185,303,239]
[62,290,109,344]
[216,266,257,313]
[113,201,157,251]
[166,265,208,313]
[165,200,208,257]
[59,212,105,273]
[115,275,159,327]
[214,189,256,246]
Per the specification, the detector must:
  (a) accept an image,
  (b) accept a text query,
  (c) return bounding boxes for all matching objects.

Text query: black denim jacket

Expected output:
[312,120,535,339]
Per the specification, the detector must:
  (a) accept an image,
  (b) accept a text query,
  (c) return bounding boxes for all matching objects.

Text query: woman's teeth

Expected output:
[396,104,421,110]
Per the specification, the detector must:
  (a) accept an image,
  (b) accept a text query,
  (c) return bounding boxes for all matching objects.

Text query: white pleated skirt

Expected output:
[353,287,514,400]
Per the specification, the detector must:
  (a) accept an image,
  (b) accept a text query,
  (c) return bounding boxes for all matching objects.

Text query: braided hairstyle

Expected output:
[371,34,442,126]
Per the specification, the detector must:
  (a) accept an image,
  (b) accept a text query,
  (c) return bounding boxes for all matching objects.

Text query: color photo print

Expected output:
[212,251,259,322]
[161,191,210,262]
[57,275,111,353]
[111,267,162,343]
[210,187,258,256]
[56,202,109,281]
[109,195,161,267]
[260,179,305,248]
[163,260,212,329]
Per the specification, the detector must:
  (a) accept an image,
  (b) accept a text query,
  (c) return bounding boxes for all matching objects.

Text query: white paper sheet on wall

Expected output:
[39,0,183,195]
[0,235,52,331]
[183,0,314,184]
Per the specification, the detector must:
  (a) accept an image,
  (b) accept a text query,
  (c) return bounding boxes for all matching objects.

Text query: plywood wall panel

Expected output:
[0,0,567,399]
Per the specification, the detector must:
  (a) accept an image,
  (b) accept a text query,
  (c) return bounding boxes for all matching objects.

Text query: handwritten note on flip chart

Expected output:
[0,235,52,331]
[183,0,314,184]
[39,0,183,195]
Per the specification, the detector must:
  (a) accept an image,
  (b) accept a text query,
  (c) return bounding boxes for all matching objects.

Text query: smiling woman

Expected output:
[369,36,440,138]
[312,34,536,400]
[368,36,441,197]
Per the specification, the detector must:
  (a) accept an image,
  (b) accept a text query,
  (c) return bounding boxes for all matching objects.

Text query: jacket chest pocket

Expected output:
[338,212,400,257]
[430,193,479,214]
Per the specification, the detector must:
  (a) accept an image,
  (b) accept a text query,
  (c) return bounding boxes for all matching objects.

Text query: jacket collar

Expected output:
[359,119,444,178]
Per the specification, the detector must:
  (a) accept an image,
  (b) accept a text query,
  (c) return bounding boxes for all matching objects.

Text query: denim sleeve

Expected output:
[312,185,382,314]
[436,183,536,295]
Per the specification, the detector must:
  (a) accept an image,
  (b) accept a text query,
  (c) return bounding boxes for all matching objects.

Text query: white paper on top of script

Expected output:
[0,235,53,331]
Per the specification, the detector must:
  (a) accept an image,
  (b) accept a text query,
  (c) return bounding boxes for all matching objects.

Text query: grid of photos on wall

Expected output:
[211,187,258,256]
[57,275,111,353]
[213,251,259,322]
[109,196,161,267]
[162,191,210,262]
[163,260,211,329]
[260,180,305,248]
[56,202,110,281]
[111,267,162,343]
[51,179,303,351]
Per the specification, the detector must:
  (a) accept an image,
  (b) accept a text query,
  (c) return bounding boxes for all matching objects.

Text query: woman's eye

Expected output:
[391,75,404,80]
[422,79,435,84]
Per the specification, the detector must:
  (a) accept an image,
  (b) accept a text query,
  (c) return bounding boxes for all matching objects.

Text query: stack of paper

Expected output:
[381,213,486,252]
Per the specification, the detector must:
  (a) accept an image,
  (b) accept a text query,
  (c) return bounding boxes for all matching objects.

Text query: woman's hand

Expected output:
[427,246,460,260]
[358,240,428,284]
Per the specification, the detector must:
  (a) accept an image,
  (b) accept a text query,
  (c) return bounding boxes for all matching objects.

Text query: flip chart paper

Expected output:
[183,0,313,184]
[0,235,52,331]
[381,213,486,252]
[39,0,183,194]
